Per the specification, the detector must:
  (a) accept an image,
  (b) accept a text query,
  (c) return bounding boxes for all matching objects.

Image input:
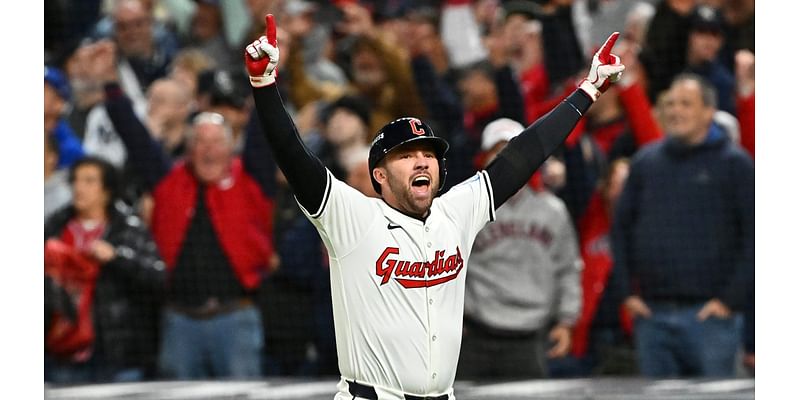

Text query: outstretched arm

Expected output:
[246,15,328,213]
[88,40,170,190]
[486,33,625,207]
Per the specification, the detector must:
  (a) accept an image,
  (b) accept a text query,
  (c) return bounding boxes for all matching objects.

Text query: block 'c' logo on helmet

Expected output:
[409,118,426,136]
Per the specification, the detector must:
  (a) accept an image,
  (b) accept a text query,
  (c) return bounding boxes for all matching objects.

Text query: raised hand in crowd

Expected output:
[86,39,119,84]
[502,14,544,73]
[735,49,755,97]
[484,23,510,69]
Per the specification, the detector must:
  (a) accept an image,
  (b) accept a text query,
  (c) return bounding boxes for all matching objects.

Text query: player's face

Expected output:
[377,142,440,218]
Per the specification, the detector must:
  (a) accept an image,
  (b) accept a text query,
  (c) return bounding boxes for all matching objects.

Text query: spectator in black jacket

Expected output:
[610,74,754,378]
[639,0,695,101]
[45,157,166,383]
[684,5,736,114]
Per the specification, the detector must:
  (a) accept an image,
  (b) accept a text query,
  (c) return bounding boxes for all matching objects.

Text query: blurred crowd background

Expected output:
[43,0,754,385]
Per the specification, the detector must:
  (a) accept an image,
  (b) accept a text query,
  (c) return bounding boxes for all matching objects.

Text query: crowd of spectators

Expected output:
[44,0,755,383]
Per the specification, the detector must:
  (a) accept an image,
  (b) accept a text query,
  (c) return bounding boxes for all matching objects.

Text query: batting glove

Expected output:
[579,32,625,101]
[245,14,280,88]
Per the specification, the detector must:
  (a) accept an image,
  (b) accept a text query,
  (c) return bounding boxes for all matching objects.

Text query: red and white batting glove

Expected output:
[579,32,625,101]
[245,14,280,88]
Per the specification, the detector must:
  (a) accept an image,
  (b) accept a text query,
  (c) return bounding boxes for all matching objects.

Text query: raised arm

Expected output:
[486,33,625,207]
[88,40,171,190]
[245,14,328,213]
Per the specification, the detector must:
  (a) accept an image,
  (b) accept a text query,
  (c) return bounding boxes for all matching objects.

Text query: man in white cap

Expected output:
[458,118,583,380]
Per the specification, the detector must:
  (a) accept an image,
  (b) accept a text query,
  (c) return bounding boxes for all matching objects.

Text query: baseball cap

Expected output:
[481,118,525,151]
[198,69,248,108]
[45,66,71,101]
[690,5,723,33]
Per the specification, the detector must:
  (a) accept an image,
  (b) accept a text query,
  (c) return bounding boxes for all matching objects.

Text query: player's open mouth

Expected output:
[411,175,431,195]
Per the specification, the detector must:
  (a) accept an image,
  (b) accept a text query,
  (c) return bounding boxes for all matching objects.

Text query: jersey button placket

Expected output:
[421,222,437,387]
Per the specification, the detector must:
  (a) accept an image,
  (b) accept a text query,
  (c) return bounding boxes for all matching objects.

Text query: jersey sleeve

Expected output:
[438,170,496,243]
[297,169,379,259]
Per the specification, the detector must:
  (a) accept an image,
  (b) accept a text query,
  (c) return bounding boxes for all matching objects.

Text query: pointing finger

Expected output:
[598,32,620,64]
[265,14,277,47]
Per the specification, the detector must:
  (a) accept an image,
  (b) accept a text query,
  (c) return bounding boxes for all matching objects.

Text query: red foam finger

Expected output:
[265,14,277,47]
[598,32,620,64]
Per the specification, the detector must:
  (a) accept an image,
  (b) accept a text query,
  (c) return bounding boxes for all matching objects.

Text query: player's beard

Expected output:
[385,169,436,218]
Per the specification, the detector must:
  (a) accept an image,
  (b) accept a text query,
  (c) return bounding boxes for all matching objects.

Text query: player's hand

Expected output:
[245,14,280,88]
[615,38,642,88]
[697,298,732,321]
[624,295,652,319]
[579,32,625,101]
[547,323,572,358]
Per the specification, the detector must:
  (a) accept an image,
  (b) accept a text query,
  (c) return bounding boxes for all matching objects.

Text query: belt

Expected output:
[168,297,254,320]
[463,315,541,339]
[347,380,448,400]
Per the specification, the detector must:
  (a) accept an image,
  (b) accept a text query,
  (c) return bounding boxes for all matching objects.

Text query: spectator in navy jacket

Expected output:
[610,73,754,378]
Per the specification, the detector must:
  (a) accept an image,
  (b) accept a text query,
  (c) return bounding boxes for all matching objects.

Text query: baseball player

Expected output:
[245,14,624,400]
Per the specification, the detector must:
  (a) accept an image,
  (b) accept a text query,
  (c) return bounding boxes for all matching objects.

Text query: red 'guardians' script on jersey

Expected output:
[375,247,464,288]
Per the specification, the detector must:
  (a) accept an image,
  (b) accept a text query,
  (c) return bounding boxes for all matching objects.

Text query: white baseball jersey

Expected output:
[299,169,496,400]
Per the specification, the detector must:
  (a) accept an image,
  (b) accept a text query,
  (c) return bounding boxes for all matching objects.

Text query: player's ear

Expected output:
[373,167,387,186]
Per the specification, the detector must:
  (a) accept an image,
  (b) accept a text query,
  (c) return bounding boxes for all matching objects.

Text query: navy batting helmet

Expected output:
[368,117,449,194]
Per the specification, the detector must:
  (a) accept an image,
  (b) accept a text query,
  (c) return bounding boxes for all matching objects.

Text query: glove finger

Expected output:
[246,45,259,60]
[598,32,620,64]
[265,14,277,47]
[251,40,263,56]
[608,64,625,74]
[600,64,625,75]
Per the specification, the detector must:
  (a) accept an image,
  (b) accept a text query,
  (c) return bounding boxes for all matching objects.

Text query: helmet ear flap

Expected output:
[437,157,447,193]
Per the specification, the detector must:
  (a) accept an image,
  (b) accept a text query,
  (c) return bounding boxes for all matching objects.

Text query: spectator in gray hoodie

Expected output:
[459,118,582,379]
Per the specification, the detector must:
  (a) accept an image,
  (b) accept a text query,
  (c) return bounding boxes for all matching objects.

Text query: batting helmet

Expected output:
[368,117,449,194]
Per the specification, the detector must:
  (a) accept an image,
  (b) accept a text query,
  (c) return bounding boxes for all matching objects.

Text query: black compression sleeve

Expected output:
[486,89,593,207]
[252,84,328,213]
